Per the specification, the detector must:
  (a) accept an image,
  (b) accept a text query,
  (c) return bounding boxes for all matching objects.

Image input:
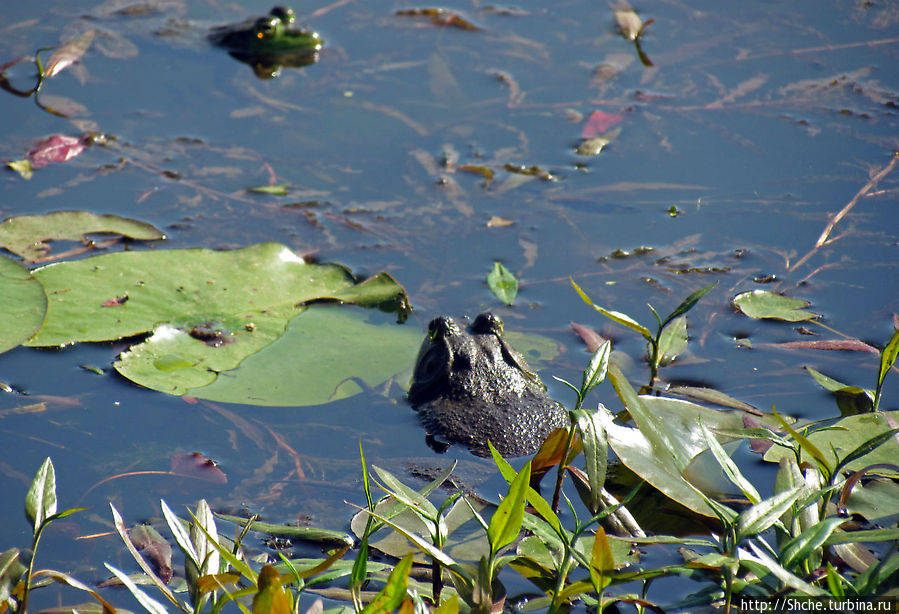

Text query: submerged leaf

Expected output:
[487,261,518,305]
[733,290,819,322]
[0,211,165,261]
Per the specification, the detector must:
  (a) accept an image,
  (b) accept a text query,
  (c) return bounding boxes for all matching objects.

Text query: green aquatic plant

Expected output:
[571,277,717,390]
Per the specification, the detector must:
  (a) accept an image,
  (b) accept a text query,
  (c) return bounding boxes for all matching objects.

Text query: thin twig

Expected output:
[789,152,898,272]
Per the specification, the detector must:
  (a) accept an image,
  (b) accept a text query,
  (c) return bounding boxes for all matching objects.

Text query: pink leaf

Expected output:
[581,110,625,139]
[27,135,88,169]
[767,339,879,353]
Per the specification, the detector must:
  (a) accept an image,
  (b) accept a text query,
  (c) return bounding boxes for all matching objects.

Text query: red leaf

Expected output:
[27,135,87,169]
[130,524,174,583]
[767,339,879,353]
[170,452,227,484]
[581,110,625,139]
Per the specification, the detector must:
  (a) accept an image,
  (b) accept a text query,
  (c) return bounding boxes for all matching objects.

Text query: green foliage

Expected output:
[0,239,417,406]
[486,261,518,306]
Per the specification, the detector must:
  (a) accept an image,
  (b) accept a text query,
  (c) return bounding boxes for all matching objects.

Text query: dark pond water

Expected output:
[1,0,897,610]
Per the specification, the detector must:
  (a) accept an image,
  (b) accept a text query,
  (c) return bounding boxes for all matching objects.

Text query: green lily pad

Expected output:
[0,211,165,261]
[25,243,415,406]
[487,261,518,306]
[0,256,47,355]
[732,290,819,322]
[185,306,420,406]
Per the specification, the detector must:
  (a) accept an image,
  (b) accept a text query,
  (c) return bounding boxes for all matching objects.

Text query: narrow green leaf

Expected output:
[573,408,608,515]
[773,408,834,476]
[373,465,439,520]
[878,327,899,389]
[489,443,561,535]
[832,429,899,479]
[736,485,803,541]
[161,500,199,568]
[25,458,57,535]
[743,543,829,596]
[487,261,518,306]
[248,184,290,196]
[580,340,611,396]
[661,281,718,329]
[487,461,531,555]
[589,526,614,591]
[571,278,652,341]
[780,517,846,569]
[700,421,761,504]
[658,315,688,366]
[104,563,173,614]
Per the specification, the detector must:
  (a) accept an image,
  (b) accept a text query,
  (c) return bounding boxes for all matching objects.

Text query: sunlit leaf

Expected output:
[589,527,614,591]
[780,517,846,569]
[43,30,95,78]
[581,110,625,138]
[733,290,819,321]
[575,136,611,156]
[248,184,290,196]
[0,256,46,355]
[0,211,165,261]
[765,411,899,478]
[0,548,27,603]
[571,278,652,341]
[487,261,518,306]
[487,461,530,555]
[573,408,608,515]
[25,457,57,535]
[658,315,687,365]
[27,135,89,169]
[217,514,352,546]
[24,243,415,406]
[614,9,644,41]
[253,565,293,614]
[6,159,33,179]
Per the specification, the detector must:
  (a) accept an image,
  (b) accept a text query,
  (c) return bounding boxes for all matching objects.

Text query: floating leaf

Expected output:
[575,136,611,156]
[43,30,95,78]
[6,159,33,180]
[733,290,819,321]
[487,261,518,306]
[248,184,290,196]
[27,135,89,169]
[581,110,625,139]
[486,216,513,228]
[0,211,165,261]
[23,243,415,406]
[614,9,644,41]
[0,256,47,355]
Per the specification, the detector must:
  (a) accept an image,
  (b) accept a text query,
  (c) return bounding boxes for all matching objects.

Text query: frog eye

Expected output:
[471,313,503,336]
[253,17,280,40]
[269,6,296,25]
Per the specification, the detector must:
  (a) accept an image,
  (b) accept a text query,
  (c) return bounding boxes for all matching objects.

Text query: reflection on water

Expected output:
[0,0,897,606]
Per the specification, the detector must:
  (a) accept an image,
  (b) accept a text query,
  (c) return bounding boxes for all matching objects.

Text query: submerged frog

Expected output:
[408,313,570,457]
[207,6,322,78]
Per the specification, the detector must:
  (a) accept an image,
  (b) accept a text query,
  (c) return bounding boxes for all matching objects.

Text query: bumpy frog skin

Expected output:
[208,6,322,78]
[408,313,570,457]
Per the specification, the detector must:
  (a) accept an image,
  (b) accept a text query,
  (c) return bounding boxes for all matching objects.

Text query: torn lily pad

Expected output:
[25,243,416,406]
[0,211,165,261]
